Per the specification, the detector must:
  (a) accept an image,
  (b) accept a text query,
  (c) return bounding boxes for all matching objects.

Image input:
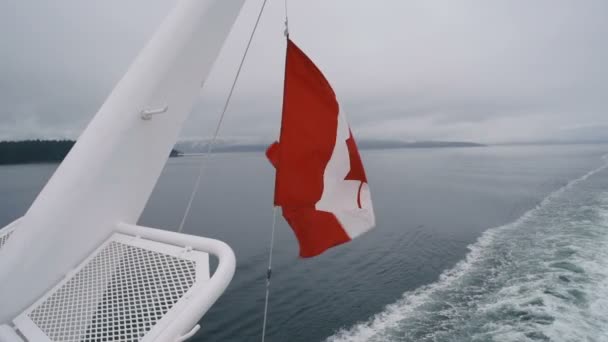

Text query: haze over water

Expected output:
[1,144,607,341]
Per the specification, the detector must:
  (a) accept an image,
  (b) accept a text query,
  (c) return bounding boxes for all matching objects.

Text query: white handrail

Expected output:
[140,105,169,120]
[116,223,236,341]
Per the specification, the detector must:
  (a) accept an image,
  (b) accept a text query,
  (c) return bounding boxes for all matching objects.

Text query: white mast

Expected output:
[0,0,246,322]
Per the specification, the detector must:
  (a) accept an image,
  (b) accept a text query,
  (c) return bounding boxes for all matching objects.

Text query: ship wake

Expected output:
[327,155,608,342]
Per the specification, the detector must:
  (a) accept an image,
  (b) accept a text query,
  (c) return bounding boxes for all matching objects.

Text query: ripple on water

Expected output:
[327,161,608,342]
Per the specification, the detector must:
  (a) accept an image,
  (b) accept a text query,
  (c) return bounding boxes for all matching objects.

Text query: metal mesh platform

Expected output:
[30,241,196,341]
[13,232,211,342]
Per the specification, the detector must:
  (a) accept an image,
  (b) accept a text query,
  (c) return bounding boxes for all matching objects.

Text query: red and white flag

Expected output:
[266,39,375,257]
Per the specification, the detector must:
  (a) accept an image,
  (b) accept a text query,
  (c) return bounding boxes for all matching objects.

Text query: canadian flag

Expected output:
[266,39,375,257]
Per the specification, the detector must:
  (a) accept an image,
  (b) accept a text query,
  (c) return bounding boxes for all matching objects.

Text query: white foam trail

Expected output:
[326,154,608,342]
[327,230,498,342]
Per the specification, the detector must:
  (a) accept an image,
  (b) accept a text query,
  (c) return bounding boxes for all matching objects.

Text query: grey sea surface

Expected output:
[1,144,607,341]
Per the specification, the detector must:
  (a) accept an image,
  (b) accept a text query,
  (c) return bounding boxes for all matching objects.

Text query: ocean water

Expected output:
[1,144,607,341]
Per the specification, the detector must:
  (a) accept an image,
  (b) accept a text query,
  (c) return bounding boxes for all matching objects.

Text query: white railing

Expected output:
[116,223,237,342]
[11,223,236,342]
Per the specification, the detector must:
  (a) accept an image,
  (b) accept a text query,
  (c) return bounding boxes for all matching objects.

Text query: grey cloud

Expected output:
[1,0,607,143]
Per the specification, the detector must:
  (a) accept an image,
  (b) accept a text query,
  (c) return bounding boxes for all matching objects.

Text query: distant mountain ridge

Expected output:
[357,140,485,149]
[175,139,486,154]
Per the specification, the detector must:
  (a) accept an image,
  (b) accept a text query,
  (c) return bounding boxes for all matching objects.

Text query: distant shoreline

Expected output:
[4,139,607,165]
[0,140,182,165]
[0,139,486,165]
[175,140,487,154]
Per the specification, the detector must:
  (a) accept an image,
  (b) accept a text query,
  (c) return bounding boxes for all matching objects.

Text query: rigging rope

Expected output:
[284,0,290,37]
[261,206,278,342]
[175,0,282,339]
[261,2,290,341]
[177,0,270,234]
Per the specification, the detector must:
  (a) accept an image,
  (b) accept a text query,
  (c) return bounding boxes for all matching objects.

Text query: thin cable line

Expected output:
[284,0,290,37]
[177,0,270,233]
[262,1,291,340]
[261,206,278,342]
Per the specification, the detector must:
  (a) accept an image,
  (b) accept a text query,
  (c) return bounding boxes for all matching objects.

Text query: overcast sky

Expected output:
[1,0,607,143]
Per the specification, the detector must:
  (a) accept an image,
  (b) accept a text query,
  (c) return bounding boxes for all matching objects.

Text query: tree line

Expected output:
[0,140,181,165]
